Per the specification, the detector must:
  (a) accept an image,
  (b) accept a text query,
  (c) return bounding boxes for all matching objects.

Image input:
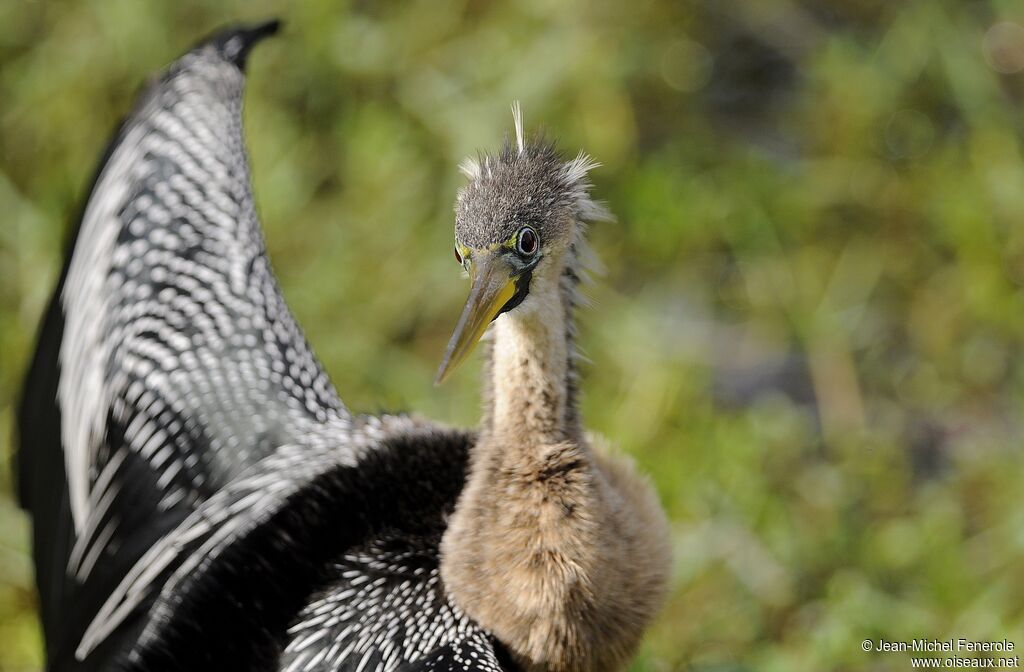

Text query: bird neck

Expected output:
[484,249,581,444]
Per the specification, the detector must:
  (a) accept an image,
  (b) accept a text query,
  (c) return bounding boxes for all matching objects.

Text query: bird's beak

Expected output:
[435,252,518,385]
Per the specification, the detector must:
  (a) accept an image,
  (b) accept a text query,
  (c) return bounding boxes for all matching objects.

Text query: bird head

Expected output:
[435,104,608,384]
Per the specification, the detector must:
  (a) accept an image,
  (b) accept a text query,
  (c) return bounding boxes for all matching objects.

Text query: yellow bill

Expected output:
[435,253,517,385]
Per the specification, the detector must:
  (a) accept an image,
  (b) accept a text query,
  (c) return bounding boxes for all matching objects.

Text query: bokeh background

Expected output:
[2,0,1024,670]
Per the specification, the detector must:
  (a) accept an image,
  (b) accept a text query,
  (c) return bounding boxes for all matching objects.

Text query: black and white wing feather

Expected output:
[18,21,510,672]
[56,19,348,554]
[107,426,507,672]
[19,20,353,668]
[282,535,507,672]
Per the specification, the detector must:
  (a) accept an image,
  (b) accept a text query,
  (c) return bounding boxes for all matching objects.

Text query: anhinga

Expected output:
[16,21,671,672]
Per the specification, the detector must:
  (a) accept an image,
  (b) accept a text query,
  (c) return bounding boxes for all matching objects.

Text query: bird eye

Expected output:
[516,227,539,256]
[454,247,463,265]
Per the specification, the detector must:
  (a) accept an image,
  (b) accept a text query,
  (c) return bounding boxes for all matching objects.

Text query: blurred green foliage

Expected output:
[3,0,1024,670]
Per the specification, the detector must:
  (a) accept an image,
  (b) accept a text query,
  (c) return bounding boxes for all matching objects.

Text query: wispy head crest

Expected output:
[563,150,601,186]
[511,101,525,155]
[456,107,612,231]
[458,155,482,180]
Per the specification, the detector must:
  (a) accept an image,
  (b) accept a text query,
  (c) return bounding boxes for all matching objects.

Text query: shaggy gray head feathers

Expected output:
[454,106,604,251]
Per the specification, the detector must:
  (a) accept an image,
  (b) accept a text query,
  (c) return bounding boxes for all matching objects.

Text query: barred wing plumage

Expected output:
[17,22,508,672]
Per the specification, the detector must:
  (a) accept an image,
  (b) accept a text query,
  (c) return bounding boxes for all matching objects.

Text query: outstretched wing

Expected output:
[17,21,352,668]
[86,424,506,672]
[20,21,509,672]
